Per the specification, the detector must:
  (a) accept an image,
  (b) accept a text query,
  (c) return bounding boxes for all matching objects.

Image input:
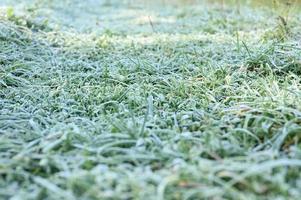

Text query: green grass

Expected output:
[1,0,301,199]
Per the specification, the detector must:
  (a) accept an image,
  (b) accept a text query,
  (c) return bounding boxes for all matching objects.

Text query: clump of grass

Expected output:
[262,0,298,42]
[0,0,301,199]
[243,42,301,75]
[2,6,50,31]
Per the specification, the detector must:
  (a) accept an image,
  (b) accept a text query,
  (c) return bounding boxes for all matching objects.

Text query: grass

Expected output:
[0,0,301,199]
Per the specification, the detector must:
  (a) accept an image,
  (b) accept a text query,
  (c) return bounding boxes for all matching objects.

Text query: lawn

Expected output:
[0,0,301,199]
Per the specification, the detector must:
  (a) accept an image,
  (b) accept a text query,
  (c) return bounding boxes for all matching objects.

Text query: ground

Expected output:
[0,0,301,199]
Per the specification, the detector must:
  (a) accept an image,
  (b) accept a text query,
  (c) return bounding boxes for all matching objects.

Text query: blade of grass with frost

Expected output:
[33,176,74,199]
